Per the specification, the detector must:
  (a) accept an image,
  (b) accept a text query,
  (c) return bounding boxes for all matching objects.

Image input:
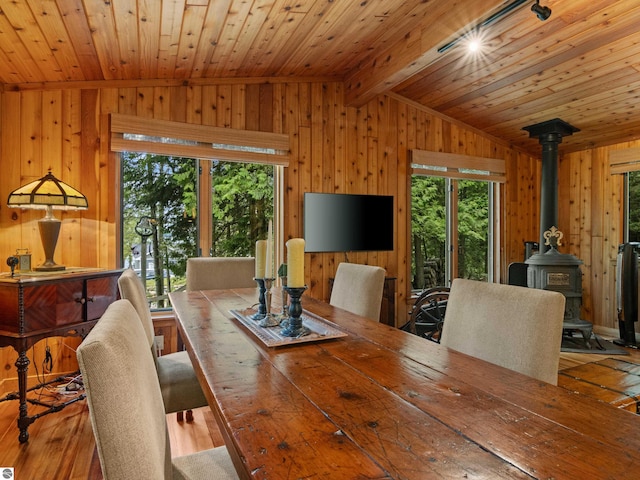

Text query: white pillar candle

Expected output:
[255,240,267,278]
[265,220,274,278]
[286,238,305,287]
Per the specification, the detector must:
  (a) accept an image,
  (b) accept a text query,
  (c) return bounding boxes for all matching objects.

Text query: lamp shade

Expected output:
[7,172,88,210]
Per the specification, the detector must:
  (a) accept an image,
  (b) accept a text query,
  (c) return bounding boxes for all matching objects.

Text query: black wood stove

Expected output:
[526,229,592,344]
[522,119,593,346]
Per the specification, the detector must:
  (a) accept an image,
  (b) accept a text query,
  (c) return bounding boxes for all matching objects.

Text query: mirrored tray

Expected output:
[229,307,347,347]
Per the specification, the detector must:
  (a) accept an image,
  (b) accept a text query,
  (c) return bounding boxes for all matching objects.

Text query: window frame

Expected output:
[609,147,640,242]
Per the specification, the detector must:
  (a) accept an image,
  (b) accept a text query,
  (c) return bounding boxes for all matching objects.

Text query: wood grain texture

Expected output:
[172,288,640,479]
[0,311,637,479]
[559,358,640,414]
[0,71,635,383]
[0,82,537,330]
[0,1,638,155]
[0,0,640,352]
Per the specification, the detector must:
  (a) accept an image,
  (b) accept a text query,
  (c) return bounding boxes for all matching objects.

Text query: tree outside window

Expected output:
[121,153,273,307]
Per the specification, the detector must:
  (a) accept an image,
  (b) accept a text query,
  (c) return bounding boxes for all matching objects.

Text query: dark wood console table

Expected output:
[0,268,121,443]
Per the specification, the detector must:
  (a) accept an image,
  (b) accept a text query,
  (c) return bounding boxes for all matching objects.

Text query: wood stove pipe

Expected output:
[523,119,579,252]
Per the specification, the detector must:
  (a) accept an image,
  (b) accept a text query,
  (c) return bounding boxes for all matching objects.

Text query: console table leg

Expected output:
[16,350,32,443]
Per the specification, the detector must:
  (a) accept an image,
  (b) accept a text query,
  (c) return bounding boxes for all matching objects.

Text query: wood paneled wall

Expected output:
[559,143,629,332]
[0,81,540,386]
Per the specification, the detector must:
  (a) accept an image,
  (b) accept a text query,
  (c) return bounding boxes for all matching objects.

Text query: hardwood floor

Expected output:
[1,338,639,480]
[558,336,640,369]
[0,397,223,480]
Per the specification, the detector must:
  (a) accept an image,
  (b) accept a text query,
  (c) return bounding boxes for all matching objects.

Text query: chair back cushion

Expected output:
[117,268,155,349]
[186,257,256,291]
[441,278,565,385]
[329,262,386,321]
[77,299,171,479]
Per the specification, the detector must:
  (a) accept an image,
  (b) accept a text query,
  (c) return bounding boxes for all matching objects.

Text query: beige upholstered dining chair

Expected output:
[117,269,207,420]
[440,278,566,385]
[186,257,256,291]
[329,262,386,321]
[77,299,238,480]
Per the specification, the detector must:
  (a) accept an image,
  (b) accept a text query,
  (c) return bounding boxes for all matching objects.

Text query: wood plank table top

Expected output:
[170,288,640,480]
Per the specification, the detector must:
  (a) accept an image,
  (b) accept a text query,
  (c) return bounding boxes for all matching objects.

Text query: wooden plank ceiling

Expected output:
[0,0,638,155]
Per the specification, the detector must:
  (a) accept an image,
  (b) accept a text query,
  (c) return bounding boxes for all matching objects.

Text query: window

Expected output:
[209,161,274,257]
[411,175,446,288]
[121,153,198,307]
[457,179,492,281]
[121,154,274,307]
[410,150,502,291]
[626,170,640,242]
[113,114,288,307]
[609,147,640,242]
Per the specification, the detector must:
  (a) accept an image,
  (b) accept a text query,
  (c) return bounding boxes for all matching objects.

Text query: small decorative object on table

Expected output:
[229,306,347,347]
[255,222,279,327]
[277,263,289,324]
[259,277,280,327]
[251,239,268,320]
[16,249,31,272]
[281,285,309,337]
[250,278,267,321]
[6,256,19,277]
[282,238,308,337]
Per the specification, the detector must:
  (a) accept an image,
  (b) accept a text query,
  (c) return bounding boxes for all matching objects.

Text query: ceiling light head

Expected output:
[463,29,486,54]
[531,1,551,21]
[467,39,481,53]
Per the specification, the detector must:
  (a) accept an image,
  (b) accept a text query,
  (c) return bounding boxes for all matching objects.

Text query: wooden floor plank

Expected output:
[0,393,219,479]
[559,356,640,414]
[168,408,217,458]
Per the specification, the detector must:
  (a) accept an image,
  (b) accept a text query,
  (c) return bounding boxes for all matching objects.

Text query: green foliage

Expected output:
[457,180,489,281]
[210,161,273,256]
[629,171,640,242]
[122,153,198,280]
[122,154,274,301]
[411,176,446,259]
[411,176,489,288]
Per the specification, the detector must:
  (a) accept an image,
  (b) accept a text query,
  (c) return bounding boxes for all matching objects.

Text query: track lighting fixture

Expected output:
[437,0,552,55]
[437,0,528,54]
[531,0,551,21]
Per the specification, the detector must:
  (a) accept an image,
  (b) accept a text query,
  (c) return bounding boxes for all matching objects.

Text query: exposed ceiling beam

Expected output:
[343,0,517,107]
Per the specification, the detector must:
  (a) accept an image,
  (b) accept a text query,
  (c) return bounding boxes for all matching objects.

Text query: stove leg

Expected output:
[579,328,592,349]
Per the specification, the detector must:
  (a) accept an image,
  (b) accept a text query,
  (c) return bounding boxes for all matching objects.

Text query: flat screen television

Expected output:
[303,192,394,253]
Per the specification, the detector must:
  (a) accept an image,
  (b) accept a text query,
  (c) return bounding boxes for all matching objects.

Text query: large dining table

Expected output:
[169,287,640,479]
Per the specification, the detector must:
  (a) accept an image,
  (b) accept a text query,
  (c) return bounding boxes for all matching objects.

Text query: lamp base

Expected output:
[37,212,64,272]
[35,263,65,272]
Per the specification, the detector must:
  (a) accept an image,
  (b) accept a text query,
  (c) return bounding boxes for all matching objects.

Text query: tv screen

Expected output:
[303,193,394,253]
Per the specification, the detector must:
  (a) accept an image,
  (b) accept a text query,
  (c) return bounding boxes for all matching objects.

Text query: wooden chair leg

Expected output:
[177,411,184,422]
[186,409,194,422]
